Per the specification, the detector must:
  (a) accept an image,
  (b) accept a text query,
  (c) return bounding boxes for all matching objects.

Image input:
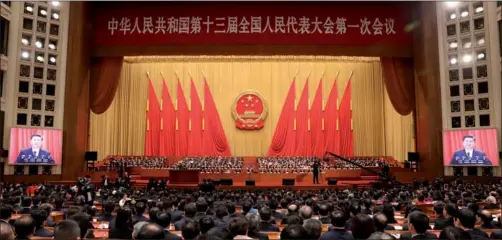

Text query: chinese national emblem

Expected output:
[232,90,267,130]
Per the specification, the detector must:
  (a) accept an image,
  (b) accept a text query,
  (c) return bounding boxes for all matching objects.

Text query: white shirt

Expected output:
[465,149,473,158]
[32,148,40,157]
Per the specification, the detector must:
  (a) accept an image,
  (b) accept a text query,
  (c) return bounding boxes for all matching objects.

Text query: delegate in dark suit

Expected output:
[312,161,320,184]
[320,229,354,240]
[399,232,438,240]
[450,135,492,165]
[15,148,55,164]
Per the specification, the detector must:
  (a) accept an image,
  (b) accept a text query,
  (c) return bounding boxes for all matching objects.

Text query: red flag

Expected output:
[203,78,232,156]
[339,79,353,156]
[188,79,203,156]
[325,78,340,154]
[267,79,296,156]
[311,78,324,158]
[159,80,176,156]
[295,78,311,156]
[175,79,189,156]
[145,79,161,156]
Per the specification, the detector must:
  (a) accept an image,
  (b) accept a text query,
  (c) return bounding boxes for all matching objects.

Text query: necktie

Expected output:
[467,152,471,158]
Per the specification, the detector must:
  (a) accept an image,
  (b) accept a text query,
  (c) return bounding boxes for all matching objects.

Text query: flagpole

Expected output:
[201,69,205,130]
[174,70,180,130]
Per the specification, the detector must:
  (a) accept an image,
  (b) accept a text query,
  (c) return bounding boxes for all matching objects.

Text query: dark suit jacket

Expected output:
[109,227,133,239]
[133,215,150,223]
[97,213,114,222]
[481,222,500,229]
[248,230,269,240]
[34,227,54,237]
[320,229,355,240]
[258,221,280,232]
[164,230,182,240]
[399,232,438,240]
[19,208,31,214]
[319,216,331,224]
[434,216,454,230]
[15,148,55,164]
[168,210,183,223]
[466,228,490,239]
[174,217,192,230]
[491,231,502,239]
[450,149,492,165]
[271,211,283,220]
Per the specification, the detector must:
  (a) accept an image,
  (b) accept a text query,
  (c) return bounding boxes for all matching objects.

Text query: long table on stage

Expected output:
[169,170,200,184]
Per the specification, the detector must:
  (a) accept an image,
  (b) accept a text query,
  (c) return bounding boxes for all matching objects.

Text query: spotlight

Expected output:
[449,42,458,49]
[21,38,29,45]
[52,13,59,20]
[461,11,469,18]
[464,41,471,49]
[450,58,457,65]
[49,57,56,63]
[51,1,60,7]
[26,6,33,12]
[35,41,42,48]
[477,38,485,45]
[48,43,56,50]
[445,2,458,8]
[475,7,483,13]
[40,9,47,16]
[21,51,30,59]
[477,53,485,59]
[36,56,44,62]
[462,54,472,63]
[450,13,457,20]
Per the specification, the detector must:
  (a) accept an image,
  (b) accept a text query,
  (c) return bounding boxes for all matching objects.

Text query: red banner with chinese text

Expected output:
[92,2,412,46]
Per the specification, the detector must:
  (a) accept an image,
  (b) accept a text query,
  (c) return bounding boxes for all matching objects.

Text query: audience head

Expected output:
[0,221,15,240]
[444,203,457,218]
[13,215,35,239]
[318,204,329,217]
[0,204,13,221]
[479,209,493,225]
[367,232,397,240]
[259,206,272,221]
[132,221,149,239]
[280,224,308,240]
[330,210,347,228]
[181,218,200,240]
[148,207,160,223]
[229,216,248,237]
[455,208,476,229]
[136,223,166,240]
[373,212,388,232]
[433,202,444,216]
[185,203,197,218]
[199,216,215,234]
[69,212,93,239]
[442,226,471,240]
[155,212,171,228]
[21,197,32,207]
[30,209,48,228]
[351,214,376,240]
[303,219,322,240]
[408,211,429,234]
[299,205,313,220]
[246,213,261,232]
[54,220,81,240]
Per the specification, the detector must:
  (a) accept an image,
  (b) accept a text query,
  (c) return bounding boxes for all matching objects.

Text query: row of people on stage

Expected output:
[258,157,328,170]
[104,156,170,170]
[170,156,244,173]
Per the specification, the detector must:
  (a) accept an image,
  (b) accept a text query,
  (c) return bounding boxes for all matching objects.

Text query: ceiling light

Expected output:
[48,43,56,50]
[464,41,471,48]
[475,7,483,13]
[449,42,458,49]
[21,51,30,59]
[40,9,47,15]
[450,58,457,65]
[463,54,472,63]
[461,11,469,17]
[450,13,457,20]
[36,56,44,62]
[52,13,59,20]
[51,1,60,7]
[49,57,56,63]
[477,38,485,45]
[35,41,42,48]
[21,38,29,45]
[477,53,485,59]
[446,2,459,8]
[26,6,33,12]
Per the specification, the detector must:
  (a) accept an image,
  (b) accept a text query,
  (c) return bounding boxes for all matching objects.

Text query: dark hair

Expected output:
[373,212,388,232]
[409,211,429,234]
[456,208,476,229]
[287,215,303,225]
[196,200,208,213]
[0,221,15,240]
[444,203,458,217]
[318,204,329,216]
[351,214,376,240]
[30,209,48,228]
[479,210,493,224]
[13,215,35,238]
[303,219,322,240]
[259,206,272,221]
[229,217,248,237]
[54,220,80,240]
[433,202,444,215]
[104,201,115,214]
[155,212,171,228]
[185,203,197,218]
[226,201,236,214]
[135,202,146,216]
[382,202,396,223]
[463,135,475,141]
[148,207,160,223]
[349,204,361,216]
[69,212,93,239]
[181,218,200,240]
[280,224,308,240]
[0,204,13,220]
[215,204,228,219]
[21,196,32,207]
[330,210,347,228]
[137,223,166,239]
[441,226,471,240]
[367,232,397,240]
[199,216,215,234]
[31,134,43,140]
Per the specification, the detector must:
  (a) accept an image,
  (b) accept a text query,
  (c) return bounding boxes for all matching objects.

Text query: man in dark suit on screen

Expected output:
[15,134,55,164]
[449,135,492,165]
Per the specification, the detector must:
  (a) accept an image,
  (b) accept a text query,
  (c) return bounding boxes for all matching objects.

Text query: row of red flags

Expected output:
[145,77,232,156]
[267,76,353,157]
[145,75,353,157]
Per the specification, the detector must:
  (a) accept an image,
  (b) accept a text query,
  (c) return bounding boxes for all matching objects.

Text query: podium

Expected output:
[169,170,200,184]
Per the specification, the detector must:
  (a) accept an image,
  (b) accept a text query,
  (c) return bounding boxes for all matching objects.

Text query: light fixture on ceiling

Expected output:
[475,7,483,13]
[460,11,469,17]
[21,38,29,45]
[450,57,458,65]
[21,51,30,59]
[49,56,56,63]
[52,13,59,20]
[40,9,47,16]
[477,53,485,59]
[449,42,458,49]
[35,41,43,48]
[36,56,44,62]
[48,43,56,50]
[462,54,472,63]
[52,1,60,7]
[26,6,33,12]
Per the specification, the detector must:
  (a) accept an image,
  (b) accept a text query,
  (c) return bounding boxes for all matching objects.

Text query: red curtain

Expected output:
[295,79,311,156]
[311,79,325,158]
[159,80,176,156]
[188,79,203,156]
[90,57,123,114]
[175,79,189,156]
[381,57,415,115]
[339,79,354,157]
[8,128,63,164]
[203,78,232,156]
[324,78,340,154]
[267,79,297,156]
[144,79,161,156]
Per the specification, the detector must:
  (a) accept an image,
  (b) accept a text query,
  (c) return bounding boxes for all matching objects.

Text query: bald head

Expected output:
[137,223,166,239]
[299,206,313,220]
[0,221,15,240]
[288,204,298,213]
[54,220,80,240]
[373,213,388,231]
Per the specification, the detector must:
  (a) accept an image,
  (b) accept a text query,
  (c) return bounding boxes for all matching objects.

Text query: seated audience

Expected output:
[320,210,354,240]
[441,208,489,239]
[246,213,268,240]
[280,224,308,240]
[181,218,201,240]
[0,221,15,240]
[31,209,54,237]
[303,218,322,240]
[400,211,437,240]
[351,214,376,240]
[13,215,35,240]
[54,220,81,240]
[136,223,167,239]
[109,207,134,239]
[259,206,280,232]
